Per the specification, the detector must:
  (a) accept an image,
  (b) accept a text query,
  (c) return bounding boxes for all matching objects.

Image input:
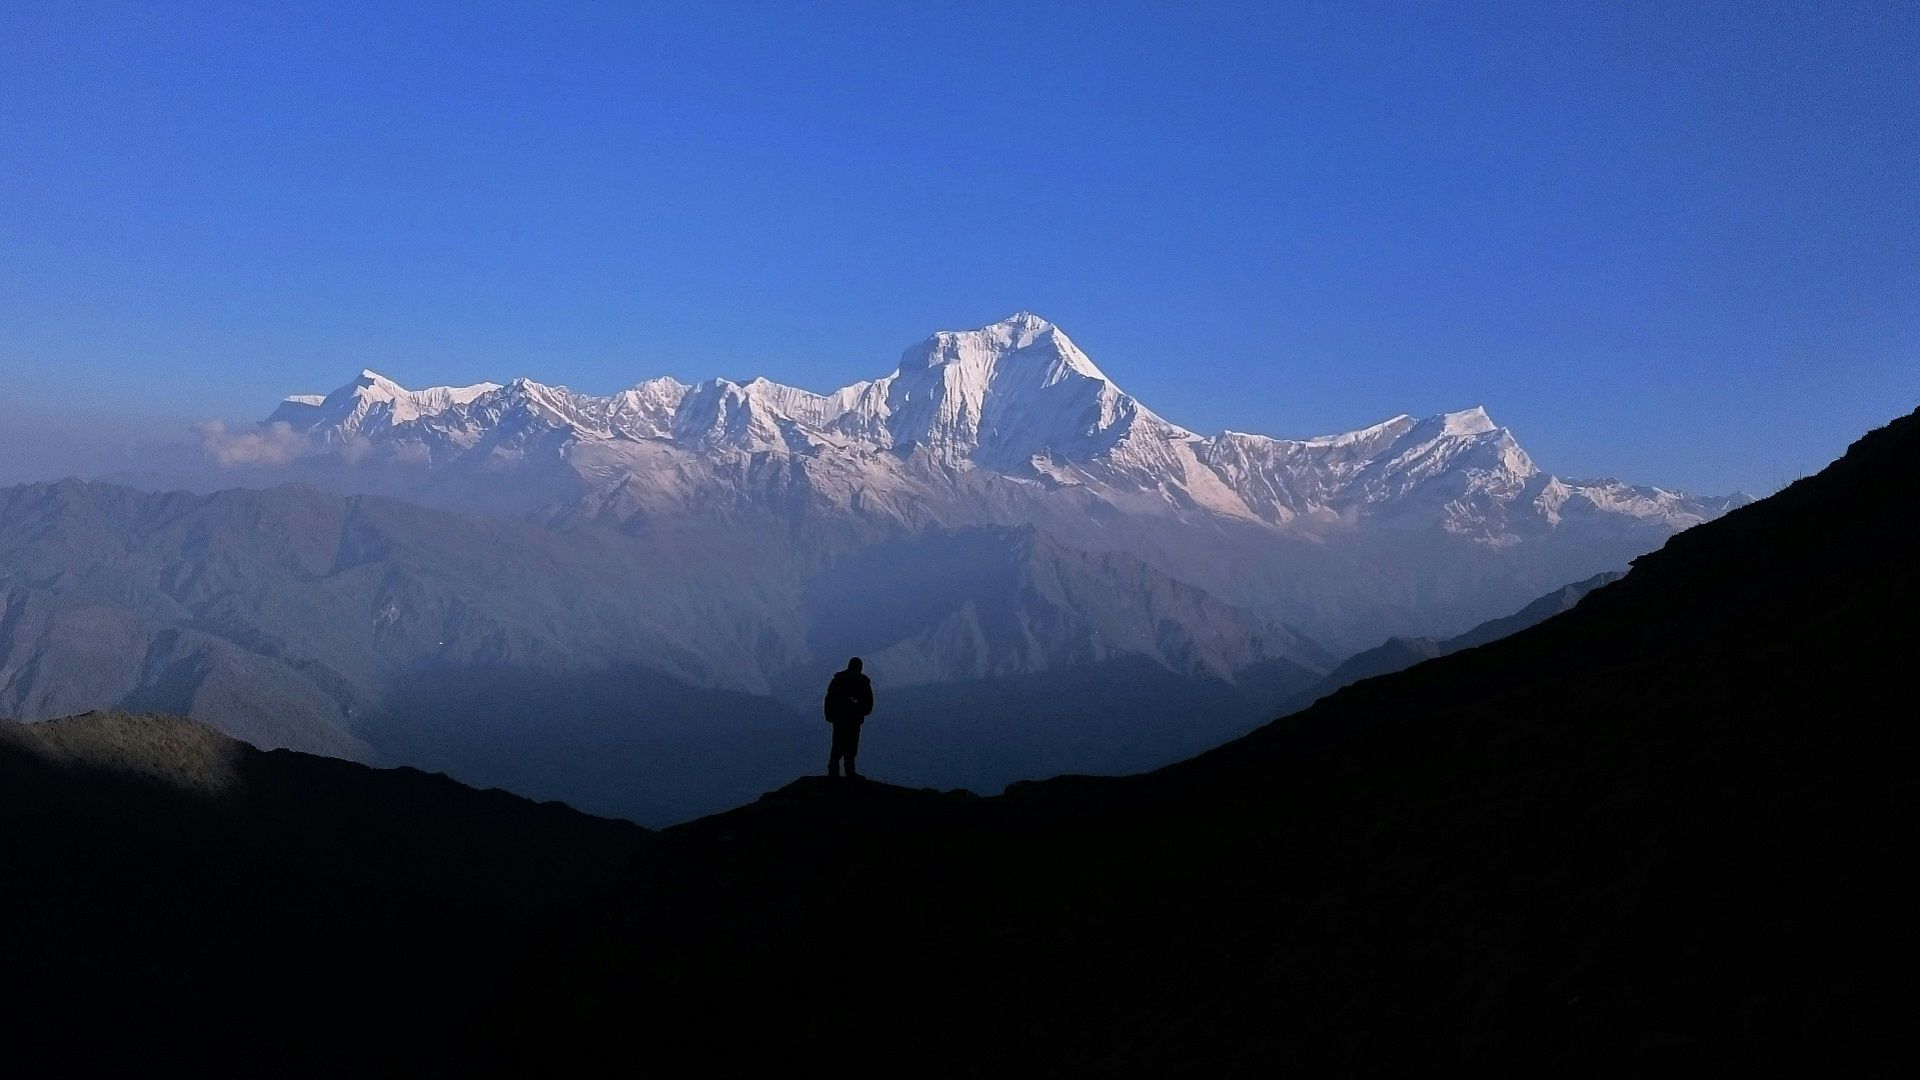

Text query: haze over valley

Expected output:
[0,314,1749,822]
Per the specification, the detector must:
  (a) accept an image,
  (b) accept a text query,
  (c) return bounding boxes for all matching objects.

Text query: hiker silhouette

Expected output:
[823,657,874,779]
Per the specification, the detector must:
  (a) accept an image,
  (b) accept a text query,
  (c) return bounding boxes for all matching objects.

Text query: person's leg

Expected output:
[844,723,861,779]
[828,724,849,778]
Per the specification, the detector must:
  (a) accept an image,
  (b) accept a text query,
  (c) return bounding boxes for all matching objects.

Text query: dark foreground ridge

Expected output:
[4,406,1919,1074]
[0,711,645,1069]
[479,406,1920,1076]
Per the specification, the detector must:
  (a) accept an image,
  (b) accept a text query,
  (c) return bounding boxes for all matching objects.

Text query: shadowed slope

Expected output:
[486,407,1920,1076]
[5,408,1913,1073]
[0,711,644,1067]
[1271,569,1623,718]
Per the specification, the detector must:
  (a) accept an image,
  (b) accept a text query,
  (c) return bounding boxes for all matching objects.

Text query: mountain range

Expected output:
[0,480,1327,822]
[5,404,1913,1074]
[1,315,1750,821]
[259,313,1736,535]
[220,312,1746,653]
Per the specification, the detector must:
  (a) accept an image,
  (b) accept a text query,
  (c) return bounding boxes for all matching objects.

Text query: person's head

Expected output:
[847,656,863,673]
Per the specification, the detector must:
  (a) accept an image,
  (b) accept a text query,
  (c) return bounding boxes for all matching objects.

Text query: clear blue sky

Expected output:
[3,1,1915,493]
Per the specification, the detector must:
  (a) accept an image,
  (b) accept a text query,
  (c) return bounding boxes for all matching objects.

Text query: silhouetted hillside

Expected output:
[0,712,643,1068]
[478,407,1920,1075]
[7,408,1916,1074]
[1273,569,1623,717]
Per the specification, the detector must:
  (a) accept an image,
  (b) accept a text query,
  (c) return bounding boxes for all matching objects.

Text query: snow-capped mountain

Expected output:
[268,369,503,443]
[194,312,1749,656]
[3,313,1757,816]
[247,312,1743,543]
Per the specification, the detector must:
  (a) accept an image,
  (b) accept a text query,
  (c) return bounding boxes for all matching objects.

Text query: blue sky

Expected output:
[2,1,1915,494]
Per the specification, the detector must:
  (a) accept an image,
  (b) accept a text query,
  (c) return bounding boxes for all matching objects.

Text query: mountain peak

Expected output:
[269,371,507,435]
[345,370,503,404]
[1429,406,1497,437]
[1299,414,1417,448]
[993,310,1052,331]
[906,312,1106,382]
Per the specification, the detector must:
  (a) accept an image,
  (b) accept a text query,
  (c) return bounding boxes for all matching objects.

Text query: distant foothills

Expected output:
[2,315,1748,823]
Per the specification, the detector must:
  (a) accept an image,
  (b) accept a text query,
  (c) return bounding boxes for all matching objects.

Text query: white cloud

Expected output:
[194,420,313,467]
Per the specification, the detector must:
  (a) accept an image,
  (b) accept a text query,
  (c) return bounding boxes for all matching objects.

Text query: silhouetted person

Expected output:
[823,657,874,779]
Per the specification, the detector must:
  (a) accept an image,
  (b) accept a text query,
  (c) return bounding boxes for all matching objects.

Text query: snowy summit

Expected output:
[243,313,1747,540]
